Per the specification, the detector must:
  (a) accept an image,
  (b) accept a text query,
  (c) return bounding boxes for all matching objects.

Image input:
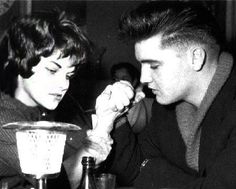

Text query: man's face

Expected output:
[18,50,76,110]
[135,34,194,105]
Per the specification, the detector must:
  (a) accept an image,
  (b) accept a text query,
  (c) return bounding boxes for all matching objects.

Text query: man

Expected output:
[94,1,236,189]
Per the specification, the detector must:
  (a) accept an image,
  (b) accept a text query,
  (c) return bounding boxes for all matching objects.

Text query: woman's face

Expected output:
[16,50,76,110]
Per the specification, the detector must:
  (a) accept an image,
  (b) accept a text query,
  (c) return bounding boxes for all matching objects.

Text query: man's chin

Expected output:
[156,97,172,105]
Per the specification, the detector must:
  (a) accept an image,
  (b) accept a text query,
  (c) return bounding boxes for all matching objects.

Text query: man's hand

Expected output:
[94,80,134,135]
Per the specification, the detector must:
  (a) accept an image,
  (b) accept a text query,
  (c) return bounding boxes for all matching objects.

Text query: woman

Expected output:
[0,11,111,189]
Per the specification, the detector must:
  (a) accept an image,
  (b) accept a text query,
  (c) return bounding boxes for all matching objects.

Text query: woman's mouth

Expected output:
[49,93,63,101]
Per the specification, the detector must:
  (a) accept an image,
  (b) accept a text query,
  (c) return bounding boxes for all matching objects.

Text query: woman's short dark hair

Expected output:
[119,1,224,53]
[0,10,91,95]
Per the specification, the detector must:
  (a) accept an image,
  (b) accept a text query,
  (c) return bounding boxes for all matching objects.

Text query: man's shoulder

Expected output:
[229,98,236,111]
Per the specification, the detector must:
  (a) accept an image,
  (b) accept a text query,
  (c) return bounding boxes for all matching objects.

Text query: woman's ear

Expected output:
[191,47,206,71]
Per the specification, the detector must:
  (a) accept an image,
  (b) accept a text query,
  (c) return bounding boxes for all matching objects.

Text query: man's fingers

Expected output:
[110,80,134,111]
[95,80,135,127]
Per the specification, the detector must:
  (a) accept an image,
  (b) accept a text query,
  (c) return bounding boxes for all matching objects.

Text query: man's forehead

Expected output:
[135,34,163,49]
[135,35,162,54]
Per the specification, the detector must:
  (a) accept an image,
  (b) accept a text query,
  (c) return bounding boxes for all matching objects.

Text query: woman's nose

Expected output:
[57,74,69,91]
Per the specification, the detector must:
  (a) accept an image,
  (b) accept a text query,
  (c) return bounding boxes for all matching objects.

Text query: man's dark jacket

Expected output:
[107,53,236,189]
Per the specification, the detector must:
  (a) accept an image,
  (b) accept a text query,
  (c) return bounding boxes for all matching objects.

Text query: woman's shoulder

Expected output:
[0,92,41,124]
[0,93,25,113]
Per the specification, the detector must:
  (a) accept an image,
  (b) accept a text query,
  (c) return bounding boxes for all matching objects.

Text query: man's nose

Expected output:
[140,65,152,84]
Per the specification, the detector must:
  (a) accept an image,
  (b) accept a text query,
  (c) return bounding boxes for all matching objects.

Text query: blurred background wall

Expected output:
[0,0,235,109]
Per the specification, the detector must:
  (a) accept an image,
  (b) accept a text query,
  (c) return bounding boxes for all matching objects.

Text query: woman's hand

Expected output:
[63,132,113,189]
[84,130,113,165]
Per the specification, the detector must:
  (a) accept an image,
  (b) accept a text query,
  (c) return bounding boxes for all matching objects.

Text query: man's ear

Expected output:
[191,47,206,71]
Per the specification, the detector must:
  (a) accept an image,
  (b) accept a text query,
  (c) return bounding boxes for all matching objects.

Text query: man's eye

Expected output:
[46,68,57,74]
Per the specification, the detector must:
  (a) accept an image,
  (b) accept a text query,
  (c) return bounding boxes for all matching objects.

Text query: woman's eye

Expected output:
[46,68,57,74]
[150,65,159,69]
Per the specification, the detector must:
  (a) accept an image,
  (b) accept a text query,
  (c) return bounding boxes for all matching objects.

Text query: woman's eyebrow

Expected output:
[140,59,161,64]
[51,61,62,68]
